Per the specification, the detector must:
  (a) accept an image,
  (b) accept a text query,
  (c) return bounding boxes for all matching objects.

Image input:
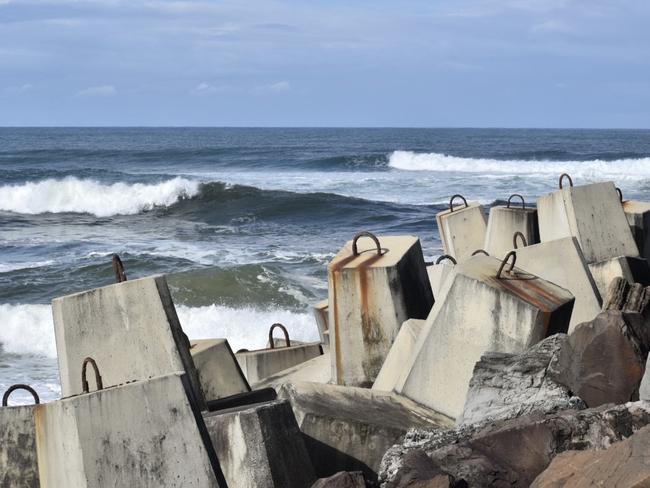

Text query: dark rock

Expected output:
[386,450,467,488]
[603,276,650,313]
[312,471,366,488]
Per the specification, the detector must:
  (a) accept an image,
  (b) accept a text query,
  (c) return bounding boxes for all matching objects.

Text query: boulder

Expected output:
[312,471,367,488]
[384,450,467,488]
[603,276,650,313]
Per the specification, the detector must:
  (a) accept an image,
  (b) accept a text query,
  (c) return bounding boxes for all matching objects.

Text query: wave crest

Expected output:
[0,177,200,217]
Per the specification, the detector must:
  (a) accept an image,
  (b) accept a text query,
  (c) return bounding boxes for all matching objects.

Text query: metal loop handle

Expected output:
[112,254,127,283]
[513,231,528,249]
[2,384,40,406]
[559,173,573,189]
[507,194,526,209]
[352,231,382,256]
[616,187,623,203]
[435,254,457,265]
[472,249,490,256]
[81,357,104,394]
[269,323,291,349]
[449,194,468,212]
[497,251,517,279]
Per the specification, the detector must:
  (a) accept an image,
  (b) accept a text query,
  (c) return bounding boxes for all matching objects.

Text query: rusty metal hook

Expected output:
[268,323,291,349]
[506,194,526,209]
[497,251,517,279]
[81,357,104,394]
[559,173,573,189]
[352,231,382,256]
[449,194,468,212]
[435,254,457,265]
[112,254,127,283]
[616,187,623,203]
[2,384,40,406]
[472,249,490,256]
[513,231,528,249]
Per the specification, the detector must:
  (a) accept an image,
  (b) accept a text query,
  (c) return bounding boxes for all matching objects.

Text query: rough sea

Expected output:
[2,127,650,404]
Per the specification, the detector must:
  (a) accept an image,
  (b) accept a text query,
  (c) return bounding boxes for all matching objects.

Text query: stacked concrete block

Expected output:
[328,232,433,387]
[372,319,425,392]
[426,254,456,300]
[253,352,331,389]
[484,194,540,257]
[313,299,330,345]
[394,252,575,420]
[623,198,650,260]
[588,256,650,298]
[436,194,488,262]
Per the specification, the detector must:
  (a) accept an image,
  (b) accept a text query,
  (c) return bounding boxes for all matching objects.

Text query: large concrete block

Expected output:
[435,195,488,262]
[191,339,251,402]
[395,252,575,420]
[623,199,650,260]
[372,319,425,393]
[277,381,451,483]
[426,255,456,300]
[328,232,433,387]
[313,299,330,345]
[253,352,331,389]
[35,373,226,487]
[52,275,204,408]
[484,194,540,258]
[537,177,638,264]
[204,400,316,488]
[588,255,650,298]
[514,237,601,331]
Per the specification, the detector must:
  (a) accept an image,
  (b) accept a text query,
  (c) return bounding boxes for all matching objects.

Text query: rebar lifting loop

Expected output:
[616,187,623,203]
[352,231,382,256]
[513,232,528,249]
[268,323,291,349]
[472,249,490,256]
[559,173,573,189]
[112,254,127,283]
[497,251,517,279]
[507,194,526,209]
[435,254,457,265]
[81,357,104,394]
[449,194,468,212]
[2,384,40,406]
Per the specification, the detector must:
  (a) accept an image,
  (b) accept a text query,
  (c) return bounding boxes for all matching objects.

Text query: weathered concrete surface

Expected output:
[253,352,331,390]
[588,255,650,298]
[328,235,433,387]
[278,381,452,483]
[624,199,650,260]
[380,401,650,488]
[373,319,425,393]
[313,299,330,345]
[537,181,639,264]
[514,237,601,331]
[312,471,366,488]
[35,373,226,487]
[204,399,316,488]
[52,275,204,408]
[0,404,39,488]
[531,424,650,487]
[459,335,585,425]
[236,342,323,384]
[436,201,488,262]
[394,254,575,420]
[426,262,455,301]
[191,338,251,402]
[484,204,539,258]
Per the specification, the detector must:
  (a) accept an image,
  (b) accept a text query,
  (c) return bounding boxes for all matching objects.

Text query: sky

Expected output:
[0,0,649,127]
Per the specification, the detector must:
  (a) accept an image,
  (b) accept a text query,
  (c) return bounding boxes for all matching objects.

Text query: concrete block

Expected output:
[395,252,575,420]
[190,339,251,403]
[588,255,650,298]
[514,237,601,331]
[623,199,650,260]
[253,352,331,390]
[426,255,456,300]
[484,194,540,258]
[52,275,204,408]
[328,232,433,387]
[435,195,488,262]
[34,373,226,487]
[204,400,316,488]
[313,299,330,345]
[277,381,452,483]
[372,319,425,392]
[537,177,638,264]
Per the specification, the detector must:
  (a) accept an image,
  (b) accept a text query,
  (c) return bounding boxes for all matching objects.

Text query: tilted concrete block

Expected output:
[52,275,204,408]
[313,299,330,345]
[204,400,316,488]
[514,237,601,331]
[190,339,251,402]
[372,319,425,393]
[624,199,650,260]
[484,194,540,258]
[253,352,331,390]
[426,255,457,300]
[588,255,650,298]
[394,252,575,420]
[328,232,433,387]
[537,177,638,264]
[436,195,488,262]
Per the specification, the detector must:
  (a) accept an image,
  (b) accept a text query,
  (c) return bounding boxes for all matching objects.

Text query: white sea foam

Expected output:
[0,176,200,217]
[0,304,56,357]
[388,150,650,180]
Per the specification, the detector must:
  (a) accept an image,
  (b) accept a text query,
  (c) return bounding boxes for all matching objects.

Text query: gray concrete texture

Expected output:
[436,200,488,262]
[484,202,540,258]
[328,235,433,387]
[190,339,251,402]
[313,299,330,345]
[426,261,455,300]
[624,199,650,260]
[253,352,332,390]
[236,343,323,384]
[588,256,650,299]
[0,403,39,488]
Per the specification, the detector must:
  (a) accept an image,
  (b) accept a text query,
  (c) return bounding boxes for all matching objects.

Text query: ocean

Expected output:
[2,127,650,404]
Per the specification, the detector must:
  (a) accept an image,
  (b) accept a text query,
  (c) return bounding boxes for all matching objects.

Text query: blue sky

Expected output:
[1,0,649,127]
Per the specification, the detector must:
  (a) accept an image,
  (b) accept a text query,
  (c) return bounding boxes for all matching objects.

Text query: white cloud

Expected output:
[191,82,235,95]
[75,85,116,97]
[252,80,291,94]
